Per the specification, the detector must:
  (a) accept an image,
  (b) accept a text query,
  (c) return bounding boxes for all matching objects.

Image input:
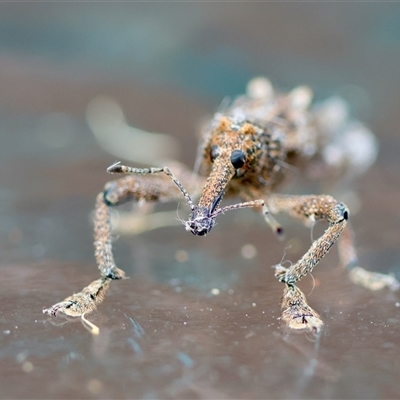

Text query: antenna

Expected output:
[211,199,265,217]
[107,162,195,211]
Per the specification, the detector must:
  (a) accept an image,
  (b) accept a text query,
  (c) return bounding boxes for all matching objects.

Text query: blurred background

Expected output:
[0,3,400,399]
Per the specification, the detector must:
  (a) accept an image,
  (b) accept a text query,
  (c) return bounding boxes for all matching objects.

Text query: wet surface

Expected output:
[1,4,400,399]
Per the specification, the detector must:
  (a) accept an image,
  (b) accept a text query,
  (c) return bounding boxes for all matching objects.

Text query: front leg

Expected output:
[45,162,200,318]
[94,190,126,280]
[269,194,349,332]
[43,277,110,317]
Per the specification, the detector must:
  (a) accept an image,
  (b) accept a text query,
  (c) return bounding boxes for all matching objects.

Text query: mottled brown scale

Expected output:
[44,77,399,333]
[197,116,285,201]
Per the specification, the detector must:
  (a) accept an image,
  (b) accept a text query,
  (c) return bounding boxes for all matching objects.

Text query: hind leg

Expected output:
[338,224,399,291]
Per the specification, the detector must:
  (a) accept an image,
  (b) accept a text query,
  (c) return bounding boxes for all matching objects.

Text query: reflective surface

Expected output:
[1,4,400,399]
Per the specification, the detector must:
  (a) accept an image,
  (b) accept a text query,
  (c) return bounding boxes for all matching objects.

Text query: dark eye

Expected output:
[210,145,221,161]
[230,149,246,169]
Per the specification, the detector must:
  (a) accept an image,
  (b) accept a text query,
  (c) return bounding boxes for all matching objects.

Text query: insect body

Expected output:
[44,77,399,332]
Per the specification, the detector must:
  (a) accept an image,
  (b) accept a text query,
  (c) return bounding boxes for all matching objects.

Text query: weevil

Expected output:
[44,77,399,332]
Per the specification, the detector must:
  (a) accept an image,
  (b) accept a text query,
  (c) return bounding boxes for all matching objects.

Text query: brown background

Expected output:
[0,3,400,399]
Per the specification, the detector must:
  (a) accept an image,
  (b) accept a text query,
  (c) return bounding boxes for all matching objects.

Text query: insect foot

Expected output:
[280,284,324,333]
[348,267,400,291]
[43,277,110,318]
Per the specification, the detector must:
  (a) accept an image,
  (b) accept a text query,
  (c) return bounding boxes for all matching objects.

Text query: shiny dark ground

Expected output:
[1,4,400,399]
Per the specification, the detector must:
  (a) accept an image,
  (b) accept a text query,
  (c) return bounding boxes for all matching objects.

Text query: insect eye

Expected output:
[210,145,221,161]
[230,149,246,169]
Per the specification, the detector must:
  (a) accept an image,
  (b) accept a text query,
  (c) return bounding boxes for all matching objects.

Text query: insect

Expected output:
[44,77,399,333]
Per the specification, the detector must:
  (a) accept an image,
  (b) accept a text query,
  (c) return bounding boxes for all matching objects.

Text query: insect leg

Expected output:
[268,194,349,331]
[338,224,399,291]
[45,163,200,319]
[43,277,110,318]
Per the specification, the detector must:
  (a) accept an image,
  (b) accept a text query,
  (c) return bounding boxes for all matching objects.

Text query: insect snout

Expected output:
[185,206,216,236]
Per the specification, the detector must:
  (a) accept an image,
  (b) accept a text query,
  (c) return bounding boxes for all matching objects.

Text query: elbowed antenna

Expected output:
[106,161,196,211]
[211,199,265,217]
